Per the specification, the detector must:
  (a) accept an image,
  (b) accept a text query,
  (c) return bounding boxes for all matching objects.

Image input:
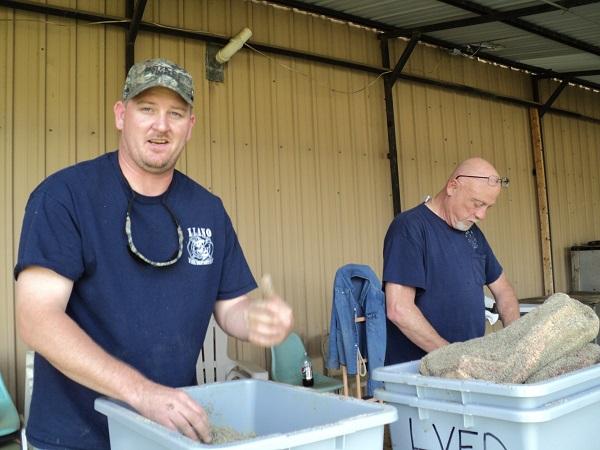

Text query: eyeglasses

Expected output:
[125,194,184,267]
[455,174,510,188]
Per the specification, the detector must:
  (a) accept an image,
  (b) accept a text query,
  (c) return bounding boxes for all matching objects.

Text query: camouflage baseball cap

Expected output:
[122,58,194,105]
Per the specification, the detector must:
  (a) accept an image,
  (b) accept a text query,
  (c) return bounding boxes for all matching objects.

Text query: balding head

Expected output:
[450,157,499,181]
[428,157,505,231]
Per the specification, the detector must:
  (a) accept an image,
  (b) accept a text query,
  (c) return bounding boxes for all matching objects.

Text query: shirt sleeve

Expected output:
[382,218,427,290]
[480,231,503,284]
[216,210,257,300]
[14,190,85,281]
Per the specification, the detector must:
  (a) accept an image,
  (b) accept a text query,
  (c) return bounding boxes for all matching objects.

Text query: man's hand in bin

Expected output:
[129,380,213,443]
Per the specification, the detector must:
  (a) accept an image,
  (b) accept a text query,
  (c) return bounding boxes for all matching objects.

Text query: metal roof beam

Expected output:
[2,0,599,119]
[256,0,399,33]
[125,0,147,72]
[389,33,420,86]
[0,0,125,24]
[539,80,569,117]
[255,1,600,92]
[404,0,598,34]
[381,39,402,215]
[537,69,600,79]
[436,0,600,57]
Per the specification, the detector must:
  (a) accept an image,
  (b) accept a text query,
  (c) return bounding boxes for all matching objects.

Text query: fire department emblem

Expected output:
[187,227,214,265]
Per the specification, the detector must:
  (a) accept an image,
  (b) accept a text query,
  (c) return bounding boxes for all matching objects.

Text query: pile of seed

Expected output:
[420,293,600,383]
[210,425,257,444]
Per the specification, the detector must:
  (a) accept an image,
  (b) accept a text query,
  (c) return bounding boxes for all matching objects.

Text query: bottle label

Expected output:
[302,360,314,386]
[303,364,313,380]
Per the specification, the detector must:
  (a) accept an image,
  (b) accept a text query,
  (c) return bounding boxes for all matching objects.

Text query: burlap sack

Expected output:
[420,293,599,383]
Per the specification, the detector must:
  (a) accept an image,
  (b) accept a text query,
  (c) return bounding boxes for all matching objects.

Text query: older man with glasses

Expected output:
[383,157,520,367]
[14,58,293,450]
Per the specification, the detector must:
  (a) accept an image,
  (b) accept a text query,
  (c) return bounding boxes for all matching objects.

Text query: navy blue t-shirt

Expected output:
[383,203,502,365]
[15,151,257,450]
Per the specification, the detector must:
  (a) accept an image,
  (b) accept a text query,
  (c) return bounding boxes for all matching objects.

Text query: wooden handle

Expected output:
[260,274,275,298]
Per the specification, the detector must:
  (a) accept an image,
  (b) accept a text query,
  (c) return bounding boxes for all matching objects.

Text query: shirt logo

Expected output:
[187,227,214,265]
[465,229,479,249]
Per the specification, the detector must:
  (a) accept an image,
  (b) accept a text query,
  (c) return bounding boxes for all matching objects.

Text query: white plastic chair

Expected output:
[21,350,34,450]
[196,315,268,383]
[23,351,34,428]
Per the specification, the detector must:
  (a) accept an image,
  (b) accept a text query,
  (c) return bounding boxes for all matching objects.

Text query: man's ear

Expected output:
[114,101,126,131]
[185,113,196,143]
[446,178,459,196]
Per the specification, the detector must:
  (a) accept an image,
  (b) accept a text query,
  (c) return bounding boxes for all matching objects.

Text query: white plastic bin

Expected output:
[95,379,397,450]
[373,360,600,450]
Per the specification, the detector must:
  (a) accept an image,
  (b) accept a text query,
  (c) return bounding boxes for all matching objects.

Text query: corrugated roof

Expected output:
[270,0,600,88]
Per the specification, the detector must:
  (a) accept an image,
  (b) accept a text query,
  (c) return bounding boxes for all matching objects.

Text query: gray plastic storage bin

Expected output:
[95,379,397,450]
[373,360,600,450]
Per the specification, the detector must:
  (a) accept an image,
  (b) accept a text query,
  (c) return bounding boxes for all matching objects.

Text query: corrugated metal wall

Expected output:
[1,0,392,408]
[1,0,599,412]
[540,79,600,293]
[0,0,16,411]
[2,0,127,409]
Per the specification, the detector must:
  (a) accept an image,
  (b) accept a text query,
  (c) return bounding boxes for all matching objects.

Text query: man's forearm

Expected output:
[489,273,520,327]
[386,283,448,353]
[497,293,520,326]
[21,307,151,406]
[389,306,449,353]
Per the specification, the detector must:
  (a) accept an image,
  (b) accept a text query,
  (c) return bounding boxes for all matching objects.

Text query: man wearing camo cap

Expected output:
[122,58,195,105]
[15,58,293,450]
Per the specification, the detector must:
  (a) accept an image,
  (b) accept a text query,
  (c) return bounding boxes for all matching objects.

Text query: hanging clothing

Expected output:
[326,264,386,396]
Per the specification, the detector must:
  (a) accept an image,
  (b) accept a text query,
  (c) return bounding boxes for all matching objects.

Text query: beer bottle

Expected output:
[301,352,314,387]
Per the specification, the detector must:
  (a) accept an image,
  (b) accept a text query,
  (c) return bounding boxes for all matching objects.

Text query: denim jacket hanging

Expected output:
[326,264,386,396]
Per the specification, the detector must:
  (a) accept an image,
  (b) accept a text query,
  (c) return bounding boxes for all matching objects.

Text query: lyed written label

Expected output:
[404,418,508,450]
